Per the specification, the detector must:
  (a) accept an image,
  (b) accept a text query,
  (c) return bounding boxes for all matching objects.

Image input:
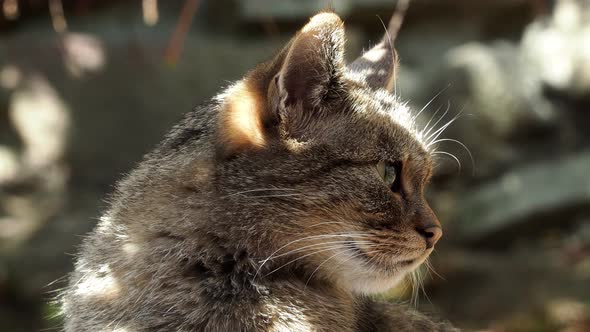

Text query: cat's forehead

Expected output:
[309,85,431,166]
[345,71,413,123]
[346,84,427,154]
[352,88,412,126]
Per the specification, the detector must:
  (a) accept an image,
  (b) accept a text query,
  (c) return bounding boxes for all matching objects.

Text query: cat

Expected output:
[61,11,458,332]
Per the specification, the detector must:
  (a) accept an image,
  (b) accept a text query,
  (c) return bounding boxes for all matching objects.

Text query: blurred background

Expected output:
[1,0,589,331]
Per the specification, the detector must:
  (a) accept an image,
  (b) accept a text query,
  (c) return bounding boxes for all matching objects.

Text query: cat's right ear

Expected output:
[217,13,346,157]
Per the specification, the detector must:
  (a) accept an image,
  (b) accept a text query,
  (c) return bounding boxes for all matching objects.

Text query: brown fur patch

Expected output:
[219,81,267,154]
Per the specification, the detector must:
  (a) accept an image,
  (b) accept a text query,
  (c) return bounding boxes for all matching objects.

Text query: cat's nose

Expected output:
[416,225,442,249]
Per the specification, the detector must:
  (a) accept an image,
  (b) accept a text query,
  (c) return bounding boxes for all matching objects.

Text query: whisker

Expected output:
[254,233,372,280]
[425,110,465,144]
[234,193,304,199]
[427,138,475,175]
[221,188,298,198]
[412,270,419,307]
[266,240,374,260]
[432,151,461,172]
[400,272,411,306]
[412,85,450,122]
[425,255,445,281]
[422,101,451,139]
[419,104,444,139]
[417,266,432,306]
[265,244,384,279]
[305,221,350,228]
[45,275,69,288]
[408,271,415,307]
[263,247,340,277]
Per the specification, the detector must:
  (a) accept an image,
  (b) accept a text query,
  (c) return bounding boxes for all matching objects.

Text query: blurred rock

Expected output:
[546,298,590,330]
[454,151,590,245]
[522,0,590,97]
[0,74,68,251]
[443,41,555,139]
[406,1,590,181]
[429,247,590,331]
[418,40,558,178]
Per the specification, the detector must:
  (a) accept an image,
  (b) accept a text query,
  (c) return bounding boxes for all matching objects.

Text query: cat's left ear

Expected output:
[271,12,346,112]
[348,31,398,92]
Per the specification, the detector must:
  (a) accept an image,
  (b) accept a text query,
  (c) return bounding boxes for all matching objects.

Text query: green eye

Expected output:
[376,161,399,190]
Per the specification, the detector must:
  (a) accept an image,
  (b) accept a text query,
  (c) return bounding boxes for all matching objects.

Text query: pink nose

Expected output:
[417,226,442,249]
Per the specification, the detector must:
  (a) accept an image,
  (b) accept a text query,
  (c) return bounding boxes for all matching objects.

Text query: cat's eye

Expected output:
[376,161,399,191]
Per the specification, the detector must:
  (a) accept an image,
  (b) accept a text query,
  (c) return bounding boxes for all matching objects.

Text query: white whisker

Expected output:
[422,101,450,139]
[427,138,475,174]
[266,240,374,260]
[432,151,461,172]
[306,221,349,228]
[264,247,340,277]
[425,111,465,145]
[425,258,445,281]
[420,104,444,138]
[254,233,372,280]
[221,188,299,198]
[236,193,304,199]
[412,85,450,122]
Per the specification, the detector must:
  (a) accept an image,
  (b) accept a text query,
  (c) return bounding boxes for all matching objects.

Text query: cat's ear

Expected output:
[217,12,346,157]
[348,32,398,92]
[271,12,346,111]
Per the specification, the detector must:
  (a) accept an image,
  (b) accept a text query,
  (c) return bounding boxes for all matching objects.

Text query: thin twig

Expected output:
[49,0,67,33]
[387,0,411,43]
[164,0,200,65]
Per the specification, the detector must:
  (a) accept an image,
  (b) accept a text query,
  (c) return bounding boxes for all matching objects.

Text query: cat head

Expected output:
[211,12,440,294]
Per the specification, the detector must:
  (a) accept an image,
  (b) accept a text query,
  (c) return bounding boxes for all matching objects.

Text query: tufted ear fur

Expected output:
[218,12,347,156]
[273,12,346,111]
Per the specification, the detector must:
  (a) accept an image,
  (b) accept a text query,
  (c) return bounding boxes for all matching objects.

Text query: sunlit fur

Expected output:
[61,12,457,332]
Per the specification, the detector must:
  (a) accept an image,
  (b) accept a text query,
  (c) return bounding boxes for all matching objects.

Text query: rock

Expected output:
[410,39,559,179]
[521,0,590,97]
[429,248,590,331]
[442,41,555,139]
[0,73,68,252]
[454,150,590,244]
[406,1,590,180]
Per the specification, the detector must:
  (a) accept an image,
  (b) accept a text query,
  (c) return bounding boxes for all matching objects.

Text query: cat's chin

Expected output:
[339,271,407,294]
[333,252,430,295]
